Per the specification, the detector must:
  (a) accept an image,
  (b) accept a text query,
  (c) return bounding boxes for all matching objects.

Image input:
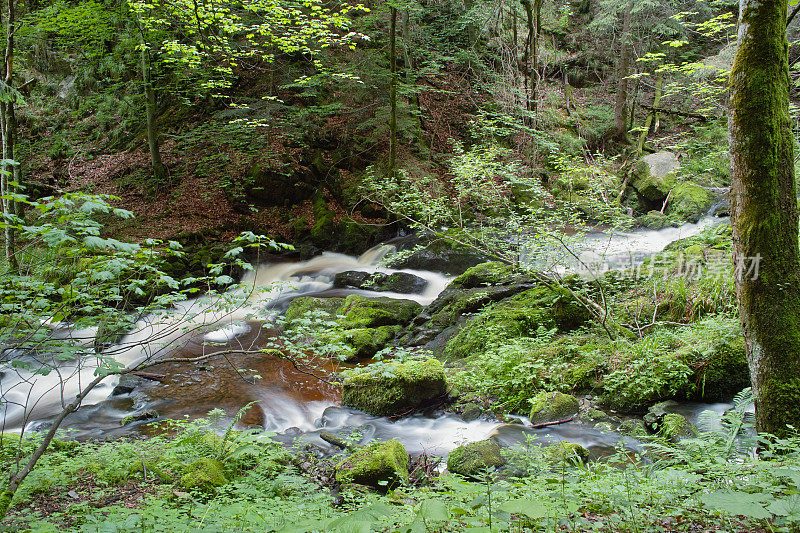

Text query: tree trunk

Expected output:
[141,43,166,181]
[389,6,397,175]
[1,0,16,270]
[729,0,800,435]
[613,0,633,142]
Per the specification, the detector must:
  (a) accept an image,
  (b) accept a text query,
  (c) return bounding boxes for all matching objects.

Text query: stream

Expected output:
[0,215,730,459]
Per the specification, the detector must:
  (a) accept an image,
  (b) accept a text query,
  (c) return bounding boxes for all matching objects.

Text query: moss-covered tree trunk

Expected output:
[729,0,800,435]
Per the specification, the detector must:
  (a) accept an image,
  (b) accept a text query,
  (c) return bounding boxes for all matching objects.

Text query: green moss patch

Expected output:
[335,440,409,489]
[341,358,447,416]
[447,439,506,478]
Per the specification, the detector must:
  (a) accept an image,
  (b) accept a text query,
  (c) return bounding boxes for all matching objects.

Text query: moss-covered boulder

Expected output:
[339,295,422,329]
[343,326,402,358]
[666,183,716,223]
[545,441,589,464]
[341,358,447,416]
[450,262,519,289]
[447,439,506,478]
[659,413,695,441]
[284,296,345,324]
[443,287,589,359]
[335,440,409,489]
[179,458,228,494]
[528,391,580,424]
[284,295,420,359]
[630,152,680,203]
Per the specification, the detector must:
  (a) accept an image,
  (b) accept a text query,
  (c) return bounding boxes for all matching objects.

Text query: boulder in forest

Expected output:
[528,391,580,425]
[447,439,506,478]
[335,440,409,489]
[341,358,447,416]
[545,441,590,464]
[665,182,716,223]
[630,152,680,203]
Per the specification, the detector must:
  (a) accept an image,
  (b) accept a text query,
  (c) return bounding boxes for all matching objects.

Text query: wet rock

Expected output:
[390,238,487,275]
[528,392,580,425]
[447,439,506,478]
[120,409,159,426]
[335,440,409,489]
[179,458,228,493]
[341,358,447,416]
[333,271,429,294]
[460,402,486,422]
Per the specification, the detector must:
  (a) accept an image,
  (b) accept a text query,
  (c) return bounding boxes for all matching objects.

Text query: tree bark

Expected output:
[141,42,166,181]
[729,0,800,435]
[612,0,633,142]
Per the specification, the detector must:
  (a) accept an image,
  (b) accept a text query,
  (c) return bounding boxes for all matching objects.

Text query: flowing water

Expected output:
[0,216,731,457]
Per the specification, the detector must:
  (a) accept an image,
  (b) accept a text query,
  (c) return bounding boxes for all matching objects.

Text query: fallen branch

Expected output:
[529,414,577,429]
[131,372,165,381]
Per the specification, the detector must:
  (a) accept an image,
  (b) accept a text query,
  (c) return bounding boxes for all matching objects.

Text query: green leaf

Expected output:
[698,491,772,519]
[500,499,547,519]
[418,500,449,522]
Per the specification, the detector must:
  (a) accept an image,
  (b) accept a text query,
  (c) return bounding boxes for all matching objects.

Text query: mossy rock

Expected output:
[666,183,715,223]
[341,358,447,416]
[179,458,228,494]
[447,439,506,478]
[442,287,589,359]
[636,210,681,230]
[450,262,519,289]
[698,336,750,401]
[284,296,345,325]
[529,391,580,424]
[630,153,679,203]
[335,440,409,489]
[339,295,422,329]
[659,413,695,441]
[545,441,589,465]
[343,325,402,359]
[618,419,648,438]
[583,408,610,421]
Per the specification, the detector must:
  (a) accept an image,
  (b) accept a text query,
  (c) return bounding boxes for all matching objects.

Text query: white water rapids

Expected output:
[0,216,728,456]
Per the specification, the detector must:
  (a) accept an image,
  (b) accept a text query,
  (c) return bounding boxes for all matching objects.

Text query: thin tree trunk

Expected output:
[636,75,662,155]
[729,0,800,436]
[521,0,534,122]
[389,6,397,175]
[1,0,16,271]
[613,0,633,142]
[141,42,166,181]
